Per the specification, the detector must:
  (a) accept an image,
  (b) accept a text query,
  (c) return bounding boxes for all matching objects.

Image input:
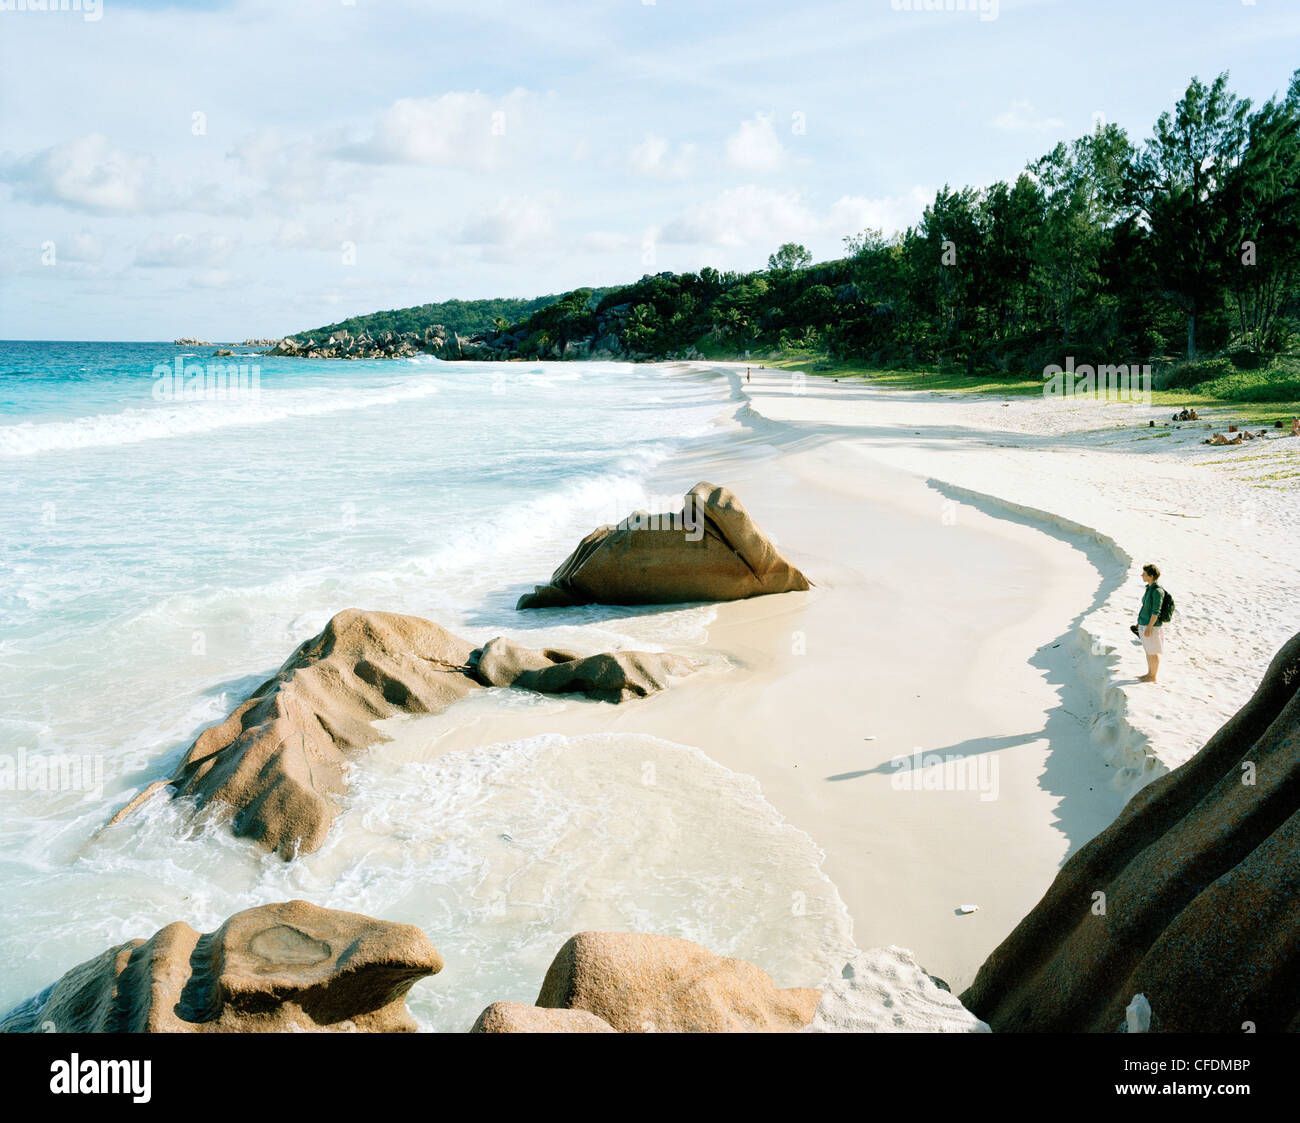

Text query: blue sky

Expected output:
[1,0,1297,340]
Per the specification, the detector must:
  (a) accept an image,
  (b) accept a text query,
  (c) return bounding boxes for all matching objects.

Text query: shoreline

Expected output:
[6,354,1290,1023]
[397,361,1133,993]
[725,361,1298,785]
[391,355,1294,994]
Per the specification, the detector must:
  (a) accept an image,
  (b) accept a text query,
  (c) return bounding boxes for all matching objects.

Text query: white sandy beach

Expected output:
[733,364,1300,786]
[382,359,1300,997]
[7,355,1291,1028]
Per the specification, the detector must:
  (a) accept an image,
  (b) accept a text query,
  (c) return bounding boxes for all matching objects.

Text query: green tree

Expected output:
[1223,70,1300,352]
[1126,73,1251,358]
[1031,122,1133,347]
[767,243,812,272]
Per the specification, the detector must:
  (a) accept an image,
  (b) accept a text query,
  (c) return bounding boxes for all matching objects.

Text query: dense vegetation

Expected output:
[295,294,591,340]
[293,71,1300,405]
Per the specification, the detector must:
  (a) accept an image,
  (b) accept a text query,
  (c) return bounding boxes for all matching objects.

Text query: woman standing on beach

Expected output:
[1137,564,1166,683]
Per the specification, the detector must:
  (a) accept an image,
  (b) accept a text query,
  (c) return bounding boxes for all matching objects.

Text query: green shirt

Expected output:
[1139,582,1165,626]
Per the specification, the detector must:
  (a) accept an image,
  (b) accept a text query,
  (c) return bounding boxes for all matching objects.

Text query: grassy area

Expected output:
[758,353,1300,427]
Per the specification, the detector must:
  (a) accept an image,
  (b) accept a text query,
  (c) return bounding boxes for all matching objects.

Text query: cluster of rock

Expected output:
[22,577,1296,1036]
[172,337,211,346]
[518,482,811,608]
[104,484,806,862]
[239,337,281,346]
[266,304,711,363]
[108,608,696,859]
[268,327,438,360]
[962,627,1300,1033]
[3,913,984,1034]
[470,932,985,1034]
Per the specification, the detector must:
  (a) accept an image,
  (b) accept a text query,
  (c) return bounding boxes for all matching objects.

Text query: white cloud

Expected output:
[662,184,930,250]
[3,133,243,217]
[228,129,334,205]
[338,90,533,168]
[662,185,815,247]
[579,230,636,253]
[627,133,696,178]
[993,100,1065,133]
[134,232,234,268]
[273,214,380,252]
[724,114,787,173]
[452,196,554,248]
[826,187,932,238]
[3,134,162,214]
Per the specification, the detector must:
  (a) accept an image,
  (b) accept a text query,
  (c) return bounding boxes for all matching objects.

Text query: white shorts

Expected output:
[1139,623,1165,654]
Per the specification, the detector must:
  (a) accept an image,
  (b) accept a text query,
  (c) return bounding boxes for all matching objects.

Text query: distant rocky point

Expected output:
[266,306,706,363]
[172,337,211,346]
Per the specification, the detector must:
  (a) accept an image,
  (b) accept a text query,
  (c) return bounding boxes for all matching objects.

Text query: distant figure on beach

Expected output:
[746,367,751,383]
[1291,417,1300,437]
[1136,563,1167,683]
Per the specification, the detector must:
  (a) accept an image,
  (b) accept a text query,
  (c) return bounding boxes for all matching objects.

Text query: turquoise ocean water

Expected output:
[0,342,854,1028]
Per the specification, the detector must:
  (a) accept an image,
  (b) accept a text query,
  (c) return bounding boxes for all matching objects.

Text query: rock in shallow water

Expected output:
[154,608,480,859]
[108,609,695,859]
[1,900,441,1033]
[470,636,695,702]
[961,629,1300,1032]
[517,482,811,608]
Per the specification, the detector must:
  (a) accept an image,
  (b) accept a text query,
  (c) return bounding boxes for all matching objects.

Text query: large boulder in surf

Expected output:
[469,636,694,702]
[469,1002,616,1033]
[516,482,811,608]
[107,610,699,859]
[961,629,1300,1032]
[157,609,480,859]
[535,931,822,1032]
[0,901,441,1033]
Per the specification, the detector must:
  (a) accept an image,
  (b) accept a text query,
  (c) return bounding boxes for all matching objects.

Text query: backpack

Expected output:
[1158,588,1175,624]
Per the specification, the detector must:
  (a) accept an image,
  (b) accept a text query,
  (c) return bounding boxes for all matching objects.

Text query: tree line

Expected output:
[297,71,1300,398]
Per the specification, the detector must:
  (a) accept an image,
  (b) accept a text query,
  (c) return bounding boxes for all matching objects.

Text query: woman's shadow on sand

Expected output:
[826,480,1135,859]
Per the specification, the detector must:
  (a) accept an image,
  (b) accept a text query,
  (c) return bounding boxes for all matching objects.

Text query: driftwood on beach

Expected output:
[962,629,1300,1032]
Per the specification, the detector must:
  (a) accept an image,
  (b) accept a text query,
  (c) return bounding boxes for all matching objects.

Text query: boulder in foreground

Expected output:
[535,931,822,1032]
[1,900,441,1033]
[517,482,811,608]
[470,1002,616,1033]
[962,629,1300,1032]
